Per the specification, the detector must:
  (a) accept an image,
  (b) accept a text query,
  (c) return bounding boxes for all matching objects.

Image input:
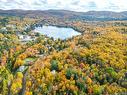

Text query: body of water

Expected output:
[34,26,81,40]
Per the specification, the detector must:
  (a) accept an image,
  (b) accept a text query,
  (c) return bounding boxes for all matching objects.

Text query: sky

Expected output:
[0,0,127,12]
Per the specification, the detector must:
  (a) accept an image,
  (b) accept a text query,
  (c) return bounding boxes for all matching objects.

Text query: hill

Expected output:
[0,9,127,21]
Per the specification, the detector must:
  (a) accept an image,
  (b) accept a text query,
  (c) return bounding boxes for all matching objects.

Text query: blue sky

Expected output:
[0,0,127,12]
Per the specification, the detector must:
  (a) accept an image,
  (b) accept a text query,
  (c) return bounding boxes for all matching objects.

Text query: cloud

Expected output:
[0,0,127,12]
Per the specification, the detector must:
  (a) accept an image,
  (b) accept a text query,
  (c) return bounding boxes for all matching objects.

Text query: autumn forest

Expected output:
[0,10,127,95]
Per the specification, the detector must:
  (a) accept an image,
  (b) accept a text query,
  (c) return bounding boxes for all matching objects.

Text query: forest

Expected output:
[0,15,127,95]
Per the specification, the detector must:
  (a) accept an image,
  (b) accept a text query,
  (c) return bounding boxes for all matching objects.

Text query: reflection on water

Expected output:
[34,26,81,40]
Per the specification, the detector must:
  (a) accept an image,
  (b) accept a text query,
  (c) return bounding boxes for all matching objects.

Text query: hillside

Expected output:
[0,9,127,21]
[0,11,127,95]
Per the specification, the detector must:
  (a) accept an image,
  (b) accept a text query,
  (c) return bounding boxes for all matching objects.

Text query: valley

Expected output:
[0,10,127,95]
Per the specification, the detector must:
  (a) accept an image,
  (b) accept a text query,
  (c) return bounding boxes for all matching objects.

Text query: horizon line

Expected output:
[0,9,127,13]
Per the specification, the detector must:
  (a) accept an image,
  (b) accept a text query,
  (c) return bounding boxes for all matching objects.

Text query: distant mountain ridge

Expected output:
[0,9,127,21]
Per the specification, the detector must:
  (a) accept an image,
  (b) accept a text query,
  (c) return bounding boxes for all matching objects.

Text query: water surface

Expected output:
[34,26,81,40]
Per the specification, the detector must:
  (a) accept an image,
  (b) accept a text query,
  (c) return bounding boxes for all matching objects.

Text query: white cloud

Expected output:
[0,0,127,12]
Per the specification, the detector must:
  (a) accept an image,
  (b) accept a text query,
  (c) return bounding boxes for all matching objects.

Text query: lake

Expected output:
[34,26,81,40]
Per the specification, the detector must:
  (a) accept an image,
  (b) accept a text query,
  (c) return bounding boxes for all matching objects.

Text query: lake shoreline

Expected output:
[34,25,81,40]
